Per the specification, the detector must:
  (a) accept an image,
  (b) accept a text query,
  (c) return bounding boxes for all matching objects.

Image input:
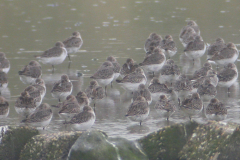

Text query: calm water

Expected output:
[0,0,240,140]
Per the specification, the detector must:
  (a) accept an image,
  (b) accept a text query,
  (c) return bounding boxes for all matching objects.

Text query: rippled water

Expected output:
[0,0,240,140]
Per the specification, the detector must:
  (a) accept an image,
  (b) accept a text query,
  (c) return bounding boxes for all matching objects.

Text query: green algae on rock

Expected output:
[0,126,39,160]
[178,121,238,160]
[68,130,148,160]
[20,131,82,160]
[138,121,198,160]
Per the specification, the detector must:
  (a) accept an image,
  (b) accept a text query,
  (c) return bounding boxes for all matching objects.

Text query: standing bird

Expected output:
[51,74,73,102]
[197,79,217,102]
[75,91,90,109]
[58,95,82,121]
[205,98,227,121]
[106,56,121,87]
[116,68,147,92]
[35,41,67,72]
[31,78,46,99]
[64,105,96,131]
[0,71,8,88]
[91,86,105,109]
[0,96,9,118]
[217,63,238,92]
[207,42,239,66]
[15,91,37,117]
[191,62,212,80]
[133,84,152,105]
[154,95,176,120]
[148,78,175,102]
[139,48,166,76]
[85,80,99,100]
[207,38,226,59]
[126,96,150,126]
[174,74,193,103]
[21,103,53,130]
[184,36,206,62]
[159,59,181,86]
[160,35,177,58]
[120,58,138,78]
[18,60,42,85]
[144,33,162,52]
[62,31,83,61]
[0,52,10,74]
[179,20,200,43]
[24,86,42,107]
[90,61,114,92]
[180,93,203,120]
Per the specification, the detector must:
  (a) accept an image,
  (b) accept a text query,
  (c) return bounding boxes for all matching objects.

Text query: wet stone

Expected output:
[178,121,238,160]
[138,121,199,160]
[20,131,82,160]
[68,130,148,160]
[0,125,39,160]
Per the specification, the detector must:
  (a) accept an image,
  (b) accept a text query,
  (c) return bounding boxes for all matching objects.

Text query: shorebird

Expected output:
[64,105,96,131]
[120,58,138,78]
[207,38,226,59]
[24,86,42,107]
[197,79,217,102]
[217,63,238,92]
[159,59,181,86]
[179,20,200,43]
[126,96,150,126]
[133,84,152,105]
[205,98,227,121]
[148,77,175,101]
[0,71,8,88]
[144,33,162,52]
[18,61,42,85]
[62,31,83,61]
[21,103,53,130]
[85,80,99,100]
[35,41,67,72]
[58,95,81,121]
[0,96,9,118]
[15,91,37,117]
[31,78,46,99]
[174,74,193,103]
[106,56,121,87]
[75,91,90,108]
[0,52,10,74]
[191,62,212,80]
[184,36,206,62]
[154,95,176,120]
[116,68,147,92]
[160,35,177,58]
[207,42,239,66]
[139,48,166,76]
[51,74,73,102]
[90,61,114,92]
[180,93,203,120]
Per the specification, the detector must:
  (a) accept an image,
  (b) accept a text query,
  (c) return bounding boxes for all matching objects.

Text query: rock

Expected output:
[178,121,238,160]
[68,130,148,160]
[138,121,199,160]
[0,125,39,160]
[20,131,82,160]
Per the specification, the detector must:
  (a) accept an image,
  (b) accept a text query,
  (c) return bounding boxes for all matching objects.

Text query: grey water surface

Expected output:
[0,0,240,140]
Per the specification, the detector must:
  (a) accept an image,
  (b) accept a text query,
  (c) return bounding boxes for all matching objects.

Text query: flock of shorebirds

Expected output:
[0,20,238,130]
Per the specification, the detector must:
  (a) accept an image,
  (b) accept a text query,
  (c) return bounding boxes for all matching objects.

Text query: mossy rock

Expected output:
[178,121,238,160]
[0,125,39,160]
[214,125,240,160]
[138,121,198,160]
[68,130,148,160]
[20,131,82,160]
